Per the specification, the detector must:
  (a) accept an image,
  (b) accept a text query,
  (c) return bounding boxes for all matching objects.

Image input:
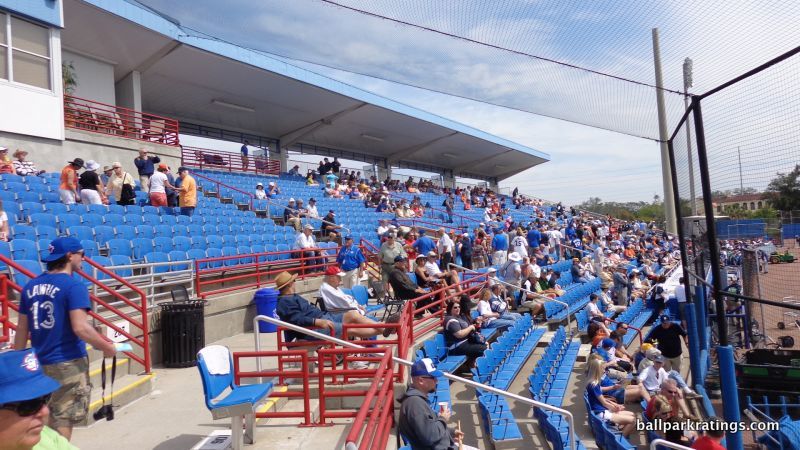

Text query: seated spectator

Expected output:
[600,286,626,314]
[319,266,367,315]
[644,379,694,421]
[443,300,487,364]
[284,198,302,231]
[397,358,478,450]
[638,355,669,395]
[321,210,342,242]
[0,147,13,174]
[585,293,606,322]
[275,271,398,341]
[306,198,320,219]
[413,255,433,288]
[294,224,323,268]
[78,160,106,205]
[571,257,590,283]
[12,149,44,176]
[519,274,546,317]
[423,251,462,294]
[0,199,10,241]
[254,183,267,199]
[586,358,636,437]
[288,164,301,177]
[590,354,650,405]
[305,173,318,186]
[0,349,77,450]
[388,255,429,301]
[267,181,280,197]
[476,287,520,330]
[534,271,558,298]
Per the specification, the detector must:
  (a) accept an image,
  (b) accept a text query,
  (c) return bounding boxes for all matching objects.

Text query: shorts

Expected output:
[598,410,614,421]
[43,357,91,428]
[150,192,167,207]
[610,389,625,404]
[321,312,344,337]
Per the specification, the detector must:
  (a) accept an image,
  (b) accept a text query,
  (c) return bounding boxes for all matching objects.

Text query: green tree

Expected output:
[766,165,800,211]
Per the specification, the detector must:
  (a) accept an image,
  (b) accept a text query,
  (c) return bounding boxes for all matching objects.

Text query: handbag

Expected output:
[468,330,486,345]
[119,172,136,205]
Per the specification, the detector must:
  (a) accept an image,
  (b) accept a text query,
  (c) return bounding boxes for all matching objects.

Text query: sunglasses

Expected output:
[0,394,51,417]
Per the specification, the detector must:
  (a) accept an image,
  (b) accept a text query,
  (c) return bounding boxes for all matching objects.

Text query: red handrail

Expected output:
[386,191,481,228]
[181,145,281,175]
[191,170,255,210]
[64,95,179,146]
[0,276,18,345]
[340,350,394,449]
[0,255,151,373]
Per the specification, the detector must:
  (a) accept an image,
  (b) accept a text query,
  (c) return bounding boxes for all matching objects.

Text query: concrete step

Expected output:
[88,355,132,388]
[80,370,155,426]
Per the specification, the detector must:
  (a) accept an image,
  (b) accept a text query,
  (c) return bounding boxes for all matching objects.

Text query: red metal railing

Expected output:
[395,217,461,234]
[194,245,340,298]
[0,276,18,345]
[181,146,281,175]
[192,171,255,210]
[0,255,151,373]
[386,192,481,229]
[232,350,313,426]
[342,351,394,450]
[64,95,179,146]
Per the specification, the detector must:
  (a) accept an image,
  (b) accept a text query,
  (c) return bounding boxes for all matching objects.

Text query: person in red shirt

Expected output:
[691,417,725,450]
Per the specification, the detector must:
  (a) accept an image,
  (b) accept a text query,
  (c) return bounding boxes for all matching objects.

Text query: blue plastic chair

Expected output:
[187,249,208,269]
[161,215,177,226]
[20,202,43,220]
[88,256,114,281]
[108,239,133,258]
[154,225,173,238]
[88,204,108,215]
[143,205,159,215]
[57,215,82,234]
[173,236,192,252]
[81,240,100,258]
[43,203,68,216]
[143,214,161,226]
[124,214,145,227]
[197,345,272,449]
[168,250,190,271]
[82,213,105,227]
[221,246,238,266]
[131,238,154,262]
[94,226,116,248]
[173,225,188,237]
[115,225,137,241]
[145,251,170,274]
[108,204,125,215]
[136,225,155,239]
[153,236,172,253]
[68,226,94,242]
[10,239,39,261]
[124,205,143,216]
[109,254,133,277]
[12,224,38,241]
[205,248,223,268]
[10,260,43,286]
[104,213,125,227]
[206,235,224,249]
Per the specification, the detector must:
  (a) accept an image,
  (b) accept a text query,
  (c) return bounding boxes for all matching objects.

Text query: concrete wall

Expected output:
[0,128,180,174]
[62,49,115,105]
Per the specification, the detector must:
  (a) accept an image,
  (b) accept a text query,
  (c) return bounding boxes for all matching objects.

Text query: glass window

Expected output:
[0,47,6,80]
[11,16,49,57]
[12,51,50,89]
[0,13,6,45]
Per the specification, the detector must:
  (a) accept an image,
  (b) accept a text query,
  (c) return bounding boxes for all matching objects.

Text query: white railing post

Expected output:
[650,439,693,450]
[253,314,578,450]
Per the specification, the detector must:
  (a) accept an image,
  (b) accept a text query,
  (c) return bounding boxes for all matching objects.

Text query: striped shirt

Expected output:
[13,160,39,176]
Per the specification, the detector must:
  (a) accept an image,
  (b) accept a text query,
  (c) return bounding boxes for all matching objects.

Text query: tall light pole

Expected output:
[652,28,677,234]
[683,58,698,215]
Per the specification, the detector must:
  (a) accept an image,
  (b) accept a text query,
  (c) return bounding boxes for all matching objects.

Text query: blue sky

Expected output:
[138,0,800,204]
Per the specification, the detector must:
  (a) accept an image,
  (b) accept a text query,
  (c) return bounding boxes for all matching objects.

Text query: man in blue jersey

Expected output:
[412,229,437,258]
[336,236,366,289]
[14,237,116,441]
[526,225,541,256]
[491,228,509,266]
[240,140,250,170]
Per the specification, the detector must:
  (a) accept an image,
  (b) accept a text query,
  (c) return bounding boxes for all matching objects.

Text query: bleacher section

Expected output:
[609,299,653,346]
[545,278,602,322]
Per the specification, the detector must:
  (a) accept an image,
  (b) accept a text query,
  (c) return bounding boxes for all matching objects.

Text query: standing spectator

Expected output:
[58,158,83,205]
[527,225,541,256]
[133,149,160,193]
[691,418,726,450]
[284,198,302,231]
[165,166,178,207]
[612,265,630,306]
[0,199,10,241]
[442,193,454,223]
[458,232,473,270]
[100,165,113,185]
[12,149,44,176]
[0,350,77,450]
[511,229,528,259]
[437,228,455,270]
[397,358,477,450]
[147,164,169,207]
[647,315,688,373]
[412,229,437,259]
[336,236,366,289]
[240,140,250,169]
[176,166,197,216]
[14,237,116,440]
[330,156,341,175]
[105,162,135,205]
[675,277,689,329]
[0,147,13,174]
[77,160,105,205]
[379,233,406,288]
[491,227,509,266]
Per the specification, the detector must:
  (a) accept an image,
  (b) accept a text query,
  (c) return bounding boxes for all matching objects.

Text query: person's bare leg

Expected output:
[342,310,381,337]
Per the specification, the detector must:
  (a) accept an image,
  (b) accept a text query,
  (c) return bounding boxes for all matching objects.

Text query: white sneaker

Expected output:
[350,361,370,370]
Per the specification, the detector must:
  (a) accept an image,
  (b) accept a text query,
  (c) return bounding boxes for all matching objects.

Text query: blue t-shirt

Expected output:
[527,229,541,248]
[492,233,508,251]
[19,273,91,365]
[412,236,436,256]
[586,382,607,413]
[240,144,248,156]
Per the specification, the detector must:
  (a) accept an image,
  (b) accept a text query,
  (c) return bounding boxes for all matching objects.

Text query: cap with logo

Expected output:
[410,357,443,378]
[42,237,83,262]
[0,350,60,405]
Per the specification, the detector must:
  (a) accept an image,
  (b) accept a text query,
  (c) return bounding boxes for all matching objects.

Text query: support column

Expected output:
[115,71,142,111]
[442,171,456,189]
[652,28,678,234]
[277,144,289,173]
[377,163,391,182]
[488,178,499,192]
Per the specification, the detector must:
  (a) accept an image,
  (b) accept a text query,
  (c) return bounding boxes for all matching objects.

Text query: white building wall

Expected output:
[61,49,115,105]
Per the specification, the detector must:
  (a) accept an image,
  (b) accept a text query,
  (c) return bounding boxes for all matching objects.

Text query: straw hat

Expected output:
[274,271,297,290]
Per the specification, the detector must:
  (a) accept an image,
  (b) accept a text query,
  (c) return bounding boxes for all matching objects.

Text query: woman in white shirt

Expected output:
[475,287,518,330]
[0,200,10,241]
[254,183,267,199]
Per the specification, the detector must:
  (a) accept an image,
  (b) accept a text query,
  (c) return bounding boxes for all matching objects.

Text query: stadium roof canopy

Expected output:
[61,0,549,181]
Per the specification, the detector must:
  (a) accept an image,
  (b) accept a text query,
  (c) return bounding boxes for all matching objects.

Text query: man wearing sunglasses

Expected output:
[0,349,76,449]
[14,237,116,441]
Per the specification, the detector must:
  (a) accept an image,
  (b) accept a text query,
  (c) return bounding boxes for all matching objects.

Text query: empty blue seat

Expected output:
[176,215,191,225]
[206,235,223,249]
[20,202,43,219]
[57,215,82,234]
[187,224,203,236]
[222,235,236,247]
[82,213,104,227]
[173,225,188,237]
[11,239,39,261]
[104,213,125,227]
[29,213,57,229]
[1,174,24,183]
[124,214,145,227]
[108,204,125,215]
[87,256,114,281]
[161,215,177,226]
[221,246,238,266]
[81,240,99,257]
[5,182,27,193]
[145,251,170,273]
[136,225,155,239]
[205,248,223,268]
[153,236,172,253]
[168,250,189,271]
[12,224,38,241]
[143,206,159,215]
[115,225,136,240]
[187,249,207,268]
[42,203,68,216]
[237,246,253,264]
[88,204,108,215]
[173,236,192,252]
[191,236,207,250]
[109,254,133,277]
[94,226,116,248]
[107,239,133,258]
[40,192,59,203]
[124,205,143,215]
[68,226,94,242]
[143,214,161,226]
[10,260,43,286]
[68,204,89,214]
[154,225,173,238]
[131,238,154,261]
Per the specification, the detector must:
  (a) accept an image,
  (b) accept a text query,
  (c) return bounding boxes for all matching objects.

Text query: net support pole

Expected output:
[652,28,677,234]
[692,96,743,450]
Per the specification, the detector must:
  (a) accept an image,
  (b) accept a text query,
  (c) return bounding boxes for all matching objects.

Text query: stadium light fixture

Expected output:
[211,99,255,113]
[441,152,457,158]
[360,133,385,143]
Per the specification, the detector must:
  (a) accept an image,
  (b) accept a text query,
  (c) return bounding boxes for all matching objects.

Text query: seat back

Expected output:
[351,285,369,306]
[196,345,234,411]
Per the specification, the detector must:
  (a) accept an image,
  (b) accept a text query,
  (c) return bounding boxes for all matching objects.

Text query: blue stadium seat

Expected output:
[42,203,68,216]
[68,204,89,214]
[0,191,16,204]
[145,252,170,274]
[28,212,57,229]
[94,226,116,248]
[161,215,177,226]
[222,235,236,247]
[109,254,133,277]
[235,235,251,246]
[68,226,94,242]
[202,224,217,235]
[114,225,136,240]
[20,202,43,219]
[221,246,238,266]
[87,256,114,281]
[206,235,223,249]
[143,206,159,215]
[154,225,173,238]
[124,205,143,216]
[36,239,51,261]
[104,213,125,227]
[108,204,125,215]
[40,192,59,203]
[35,225,59,241]
[173,225,188,237]
[9,260,43,286]
[81,240,99,258]
[57,215,82,234]
[187,224,203,237]
[17,192,40,203]
[82,213,104,227]
[143,214,161,226]
[108,239,133,258]
[0,241,10,271]
[189,215,205,225]
[5,182,27,193]
[131,238,154,261]
[237,246,253,264]
[1,174,24,183]
[88,204,108,215]
[191,236,207,250]
[187,249,207,268]
[173,236,192,252]
[124,214,145,227]
[205,248,223,268]
[10,239,39,262]
[136,225,155,239]
[175,215,191,225]
[153,236,172,253]
[168,250,189,271]
[12,224,38,241]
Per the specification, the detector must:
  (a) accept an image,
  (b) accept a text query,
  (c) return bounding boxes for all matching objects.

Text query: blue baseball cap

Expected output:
[411,358,443,378]
[659,314,671,323]
[344,235,353,241]
[0,350,60,404]
[601,338,616,348]
[42,237,83,262]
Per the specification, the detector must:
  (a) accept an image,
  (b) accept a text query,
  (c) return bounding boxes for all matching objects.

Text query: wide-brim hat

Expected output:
[84,160,100,171]
[275,271,298,290]
[508,252,522,262]
[68,158,84,168]
[0,350,60,404]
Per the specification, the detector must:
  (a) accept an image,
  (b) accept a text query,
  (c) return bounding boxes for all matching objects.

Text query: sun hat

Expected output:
[0,350,60,405]
[274,271,298,290]
[84,160,100,171]
[508,252,522,262]
[42,237,83,262]
[68,158,84,168]
[303,223,314,230]
[112,161,122,168]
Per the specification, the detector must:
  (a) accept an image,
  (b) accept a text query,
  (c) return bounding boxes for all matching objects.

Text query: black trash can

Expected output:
[160,301,205,368]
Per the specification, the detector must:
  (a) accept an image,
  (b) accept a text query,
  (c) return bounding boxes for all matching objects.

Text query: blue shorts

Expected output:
[610,388,624,404]
[321,312,344,336]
